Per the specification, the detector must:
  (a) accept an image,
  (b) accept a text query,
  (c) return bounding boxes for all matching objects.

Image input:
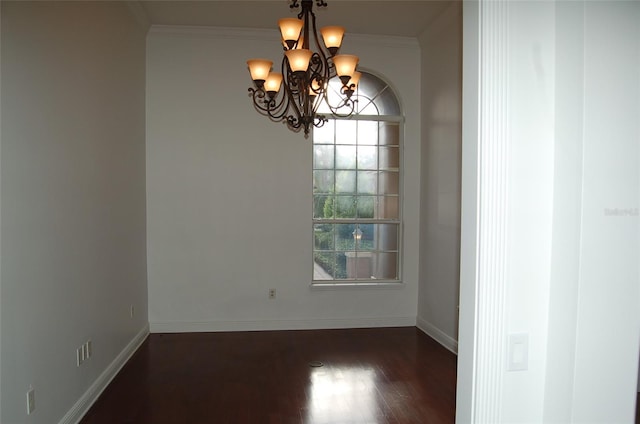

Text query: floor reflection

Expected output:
[305,364,381,424]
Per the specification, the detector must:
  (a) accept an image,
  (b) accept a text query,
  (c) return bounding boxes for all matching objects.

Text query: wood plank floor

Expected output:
[80,327,457,424]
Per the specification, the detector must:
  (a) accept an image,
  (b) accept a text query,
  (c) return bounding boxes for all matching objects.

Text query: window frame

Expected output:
[311,75,404,287]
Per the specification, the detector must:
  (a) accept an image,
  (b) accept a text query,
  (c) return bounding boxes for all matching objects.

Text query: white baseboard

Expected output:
[416,317,458,355]
[59,323,150,424]
[150,316,416,333]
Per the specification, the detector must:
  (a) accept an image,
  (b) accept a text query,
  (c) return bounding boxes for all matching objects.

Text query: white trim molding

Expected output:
[473,0,510,421]
[457,0,511,423]
[58,324,150,424]
[416,317,458,354]
[150,316,416,333]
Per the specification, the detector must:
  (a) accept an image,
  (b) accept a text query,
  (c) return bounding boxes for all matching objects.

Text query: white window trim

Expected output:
[311,112,404,286]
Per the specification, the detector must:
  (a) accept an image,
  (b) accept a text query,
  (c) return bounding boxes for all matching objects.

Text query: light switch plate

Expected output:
[507,333,529,371]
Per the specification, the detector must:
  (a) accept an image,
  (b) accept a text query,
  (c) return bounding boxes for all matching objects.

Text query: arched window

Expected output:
[312,71,402,283]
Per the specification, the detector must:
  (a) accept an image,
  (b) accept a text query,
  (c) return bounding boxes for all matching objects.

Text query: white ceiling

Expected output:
[139,0,453,38]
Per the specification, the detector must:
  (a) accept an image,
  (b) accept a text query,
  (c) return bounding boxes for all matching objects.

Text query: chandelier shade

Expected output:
[332,54,359,83]
[279,18,304,48]
[320,26,345,54]
[246,59,273,87]
[284,49,313,73]
[264,72,284,95]
[247,0,361,136]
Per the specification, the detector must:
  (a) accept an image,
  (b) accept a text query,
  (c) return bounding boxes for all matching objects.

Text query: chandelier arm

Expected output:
[249,87,285,118]
[308,7,333,118]
[248,88,271,113]
[328,99,357,118]
[310,9,332,78]
[266,93,291,121]
[281,58,305,127]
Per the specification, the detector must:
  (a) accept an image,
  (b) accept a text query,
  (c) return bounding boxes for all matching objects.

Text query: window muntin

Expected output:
[313,72,402,283]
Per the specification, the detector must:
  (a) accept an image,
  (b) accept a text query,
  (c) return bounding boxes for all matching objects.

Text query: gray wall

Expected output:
[1,2,148,423]
[417,2,463,352]
[145,27,423,332]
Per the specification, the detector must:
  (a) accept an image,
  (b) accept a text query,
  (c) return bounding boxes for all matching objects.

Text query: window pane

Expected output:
[357,223,374,250]
[335,146,356,169]
[373,252,398,280]
[313,120,335,143]
[356,96,380,115]
[313,194,331,219]
[357,171,377,195]
[313,252,335,279]
[377,224,399,251]
[379,171,399,195]
[376,88,401,115]
[357,121,379,145]
[379,122,400,146]
[356,72,387,101]
[320,195,335,219]
[335,223,357,250]
[334,252,347,279]
[357,146,377,170]
[335,120,357,145]
[335,171,356,194]
[347,252,373,279]
[356,196,375,219]
[379,147,399,170]
[313,170,334,193]
[314,145,335,169]
[378,196,399,219]
[335,196,356,218]
[314,224,334,250]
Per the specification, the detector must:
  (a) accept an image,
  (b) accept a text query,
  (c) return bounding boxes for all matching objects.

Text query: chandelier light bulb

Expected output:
[320,26,345,56]
[264,72,283,95]
[285,49,313,73]
[332,54,359,84]
[279,18,304,49]
[246,59,273,87]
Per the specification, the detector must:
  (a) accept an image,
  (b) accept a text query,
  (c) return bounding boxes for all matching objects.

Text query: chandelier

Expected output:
[247,0,361,137]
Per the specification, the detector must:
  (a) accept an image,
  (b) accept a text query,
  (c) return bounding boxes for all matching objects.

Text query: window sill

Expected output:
[310,281,405,290]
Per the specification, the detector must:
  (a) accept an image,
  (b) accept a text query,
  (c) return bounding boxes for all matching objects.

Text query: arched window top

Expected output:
[317,71,401,118]
[312,70,403,284]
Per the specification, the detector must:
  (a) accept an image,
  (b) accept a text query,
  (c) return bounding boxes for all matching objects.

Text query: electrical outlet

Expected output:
[26,387,35,415]
[86,340,92,359]
[77,346,84,366]
[268,288,276,299]
[130,304,135,318]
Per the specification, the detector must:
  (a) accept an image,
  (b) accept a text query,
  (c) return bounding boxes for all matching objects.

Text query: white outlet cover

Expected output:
[27,387,35,414]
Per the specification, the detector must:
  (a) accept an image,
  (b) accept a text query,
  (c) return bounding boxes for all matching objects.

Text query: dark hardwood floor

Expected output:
[80,327,456,424]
